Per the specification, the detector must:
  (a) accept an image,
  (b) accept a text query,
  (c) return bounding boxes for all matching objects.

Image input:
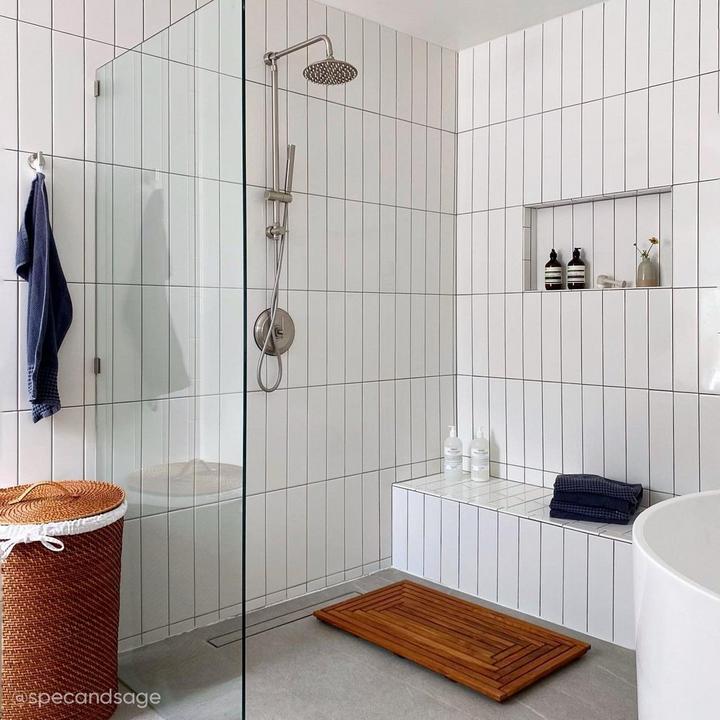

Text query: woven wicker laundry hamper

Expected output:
[0,481,127,720]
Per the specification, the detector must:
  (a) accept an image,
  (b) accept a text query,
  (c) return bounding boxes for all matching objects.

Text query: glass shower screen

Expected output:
[93,0,246,715]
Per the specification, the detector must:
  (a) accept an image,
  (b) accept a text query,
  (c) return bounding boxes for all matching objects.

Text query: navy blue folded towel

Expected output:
[552,490,636,514]
[549,474,643,525]
[554,474,643,505]
[16,172,73,422]
[549,499,633,525]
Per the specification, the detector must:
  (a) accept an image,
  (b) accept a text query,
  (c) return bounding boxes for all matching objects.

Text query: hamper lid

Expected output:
[0,481,125,525]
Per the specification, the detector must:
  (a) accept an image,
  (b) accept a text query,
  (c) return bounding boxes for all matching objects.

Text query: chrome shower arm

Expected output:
[264,34,334,65]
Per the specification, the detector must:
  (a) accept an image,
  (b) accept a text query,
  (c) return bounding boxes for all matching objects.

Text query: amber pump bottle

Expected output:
[544,249,562,290]
[567,248,586,289]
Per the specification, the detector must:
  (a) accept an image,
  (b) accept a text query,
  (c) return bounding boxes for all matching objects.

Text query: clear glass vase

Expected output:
[636,256,659,287]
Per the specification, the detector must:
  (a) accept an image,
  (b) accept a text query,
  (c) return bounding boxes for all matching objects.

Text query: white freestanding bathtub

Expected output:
[633,491,720,720]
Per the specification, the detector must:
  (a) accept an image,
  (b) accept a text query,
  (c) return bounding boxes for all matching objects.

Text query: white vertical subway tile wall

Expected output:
[0,0,458,646]
[455,0,720,501]
[242,0,458,613]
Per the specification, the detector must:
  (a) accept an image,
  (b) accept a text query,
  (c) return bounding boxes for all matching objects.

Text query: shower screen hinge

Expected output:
[93,357,102,375]
[93,80,101,98]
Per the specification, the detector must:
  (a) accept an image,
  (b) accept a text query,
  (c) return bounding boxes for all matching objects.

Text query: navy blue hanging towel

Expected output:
[16,172,73,422]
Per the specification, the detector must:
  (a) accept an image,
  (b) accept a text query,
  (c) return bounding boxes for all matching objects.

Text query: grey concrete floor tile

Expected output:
[119,569,638,720]
[119,631,244,719]
[514,669,638,720]
[246,619,483,720]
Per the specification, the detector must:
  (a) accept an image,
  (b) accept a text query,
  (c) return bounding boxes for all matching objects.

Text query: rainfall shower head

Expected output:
[265,35,358,86]
[303,56,358,85]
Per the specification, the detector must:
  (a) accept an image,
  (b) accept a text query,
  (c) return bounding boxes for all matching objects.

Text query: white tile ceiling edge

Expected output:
[321,0,602,50]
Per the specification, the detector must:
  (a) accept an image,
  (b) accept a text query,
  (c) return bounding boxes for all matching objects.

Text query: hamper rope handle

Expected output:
[9,482,79,505]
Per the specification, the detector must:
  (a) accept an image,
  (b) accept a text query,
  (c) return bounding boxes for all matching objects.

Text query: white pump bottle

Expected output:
[469,428,489,482]
[443,426,463,479]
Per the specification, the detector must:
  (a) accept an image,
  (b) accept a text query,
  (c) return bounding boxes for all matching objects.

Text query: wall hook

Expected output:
[27,151,45,173]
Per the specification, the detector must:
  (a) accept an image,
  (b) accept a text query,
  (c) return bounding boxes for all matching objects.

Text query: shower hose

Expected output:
[256,228,286,393]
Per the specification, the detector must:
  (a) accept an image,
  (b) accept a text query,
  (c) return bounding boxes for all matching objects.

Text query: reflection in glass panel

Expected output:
[94,1,245,716]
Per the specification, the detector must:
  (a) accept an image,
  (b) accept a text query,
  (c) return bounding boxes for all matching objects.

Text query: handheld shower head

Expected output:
[303,56,358,85]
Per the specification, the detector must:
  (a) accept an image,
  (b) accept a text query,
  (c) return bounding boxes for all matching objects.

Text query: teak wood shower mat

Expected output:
[314,580,590,702]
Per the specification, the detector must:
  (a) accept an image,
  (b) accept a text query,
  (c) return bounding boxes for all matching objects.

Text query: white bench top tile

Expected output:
[397,473,638,543]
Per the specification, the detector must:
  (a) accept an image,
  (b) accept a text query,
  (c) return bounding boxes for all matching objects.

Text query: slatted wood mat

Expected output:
[314,580,590,702]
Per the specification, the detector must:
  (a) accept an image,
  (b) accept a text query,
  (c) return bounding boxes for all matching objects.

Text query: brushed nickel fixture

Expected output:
[255,35,358,392]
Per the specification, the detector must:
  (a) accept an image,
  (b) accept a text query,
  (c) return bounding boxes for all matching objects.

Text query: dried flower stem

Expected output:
[634,236,659,259]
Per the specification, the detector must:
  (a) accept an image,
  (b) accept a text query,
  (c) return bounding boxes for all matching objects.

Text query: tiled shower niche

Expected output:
[525,188,673,291]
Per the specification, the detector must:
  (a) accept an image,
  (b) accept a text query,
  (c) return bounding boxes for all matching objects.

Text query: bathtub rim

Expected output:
[632,489,720,605]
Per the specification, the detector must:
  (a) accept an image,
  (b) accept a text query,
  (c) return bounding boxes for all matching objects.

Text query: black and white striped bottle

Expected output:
[567,247,586,289]
[544,249,563,290]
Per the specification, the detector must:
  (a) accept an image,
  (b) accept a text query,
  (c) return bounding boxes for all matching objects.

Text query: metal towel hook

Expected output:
[27,151,45,173]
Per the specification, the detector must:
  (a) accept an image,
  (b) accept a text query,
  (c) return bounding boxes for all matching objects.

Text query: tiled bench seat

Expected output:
[391,473,637,649]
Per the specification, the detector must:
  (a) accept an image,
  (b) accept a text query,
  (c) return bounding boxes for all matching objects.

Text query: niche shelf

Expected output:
[523,186,673,292]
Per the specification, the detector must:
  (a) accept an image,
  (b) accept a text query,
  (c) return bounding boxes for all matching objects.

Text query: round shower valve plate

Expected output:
[254,308,295,356]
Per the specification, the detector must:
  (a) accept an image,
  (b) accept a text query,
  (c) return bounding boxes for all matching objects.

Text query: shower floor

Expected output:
[116,569,637,720]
